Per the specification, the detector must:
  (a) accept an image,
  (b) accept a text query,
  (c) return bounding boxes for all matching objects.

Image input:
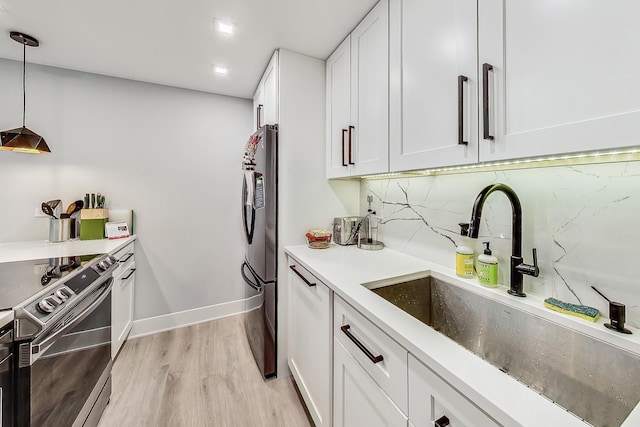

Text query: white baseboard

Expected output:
[129,294,262,339]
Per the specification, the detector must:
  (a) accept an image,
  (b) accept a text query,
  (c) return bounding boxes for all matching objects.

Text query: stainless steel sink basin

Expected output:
[364,275,640,427]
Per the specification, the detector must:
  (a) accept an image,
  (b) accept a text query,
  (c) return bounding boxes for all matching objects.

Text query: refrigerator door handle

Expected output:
[241,261,262,291]
[242,176,256,244]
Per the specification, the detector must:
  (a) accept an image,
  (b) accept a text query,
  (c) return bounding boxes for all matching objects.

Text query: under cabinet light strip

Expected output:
[358,148,640,180]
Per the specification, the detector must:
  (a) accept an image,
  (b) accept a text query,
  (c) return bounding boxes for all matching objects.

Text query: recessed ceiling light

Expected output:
[215,19,234,35]
[214,66,229,75]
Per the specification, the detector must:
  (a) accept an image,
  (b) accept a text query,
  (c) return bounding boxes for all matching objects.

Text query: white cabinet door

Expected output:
[408,355,499,427]
[288,263,332,427]
[326,36,353,178]
[351,0,389,176]
[263,51,279,126]
[334,339,408,427]
[389,0,478,171]
[478,0,640,162]
[253,51,278,130]
[113,261,135,358]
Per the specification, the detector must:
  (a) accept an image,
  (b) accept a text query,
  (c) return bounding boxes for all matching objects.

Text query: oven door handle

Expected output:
[29,279,113,365]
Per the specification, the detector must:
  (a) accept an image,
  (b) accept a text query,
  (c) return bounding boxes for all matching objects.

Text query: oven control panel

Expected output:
[33,285,76,316]
[13,253,118,340]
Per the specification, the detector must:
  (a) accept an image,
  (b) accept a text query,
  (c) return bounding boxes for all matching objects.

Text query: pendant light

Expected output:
[0,31,51,154]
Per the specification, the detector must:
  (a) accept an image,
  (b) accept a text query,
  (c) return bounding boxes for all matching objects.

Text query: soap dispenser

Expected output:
[477,242,498,287]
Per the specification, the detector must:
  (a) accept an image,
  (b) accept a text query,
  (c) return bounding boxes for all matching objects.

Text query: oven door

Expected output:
[16,278,113,427]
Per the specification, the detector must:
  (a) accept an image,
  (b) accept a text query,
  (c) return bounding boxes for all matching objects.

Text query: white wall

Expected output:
[0,59,253,321]
[363,161,640,328]
[277,49,360,376]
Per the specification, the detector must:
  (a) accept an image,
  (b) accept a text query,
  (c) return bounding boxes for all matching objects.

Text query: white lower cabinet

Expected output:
[286,252,502,427]
[334,295,408,413]
[288,261,332,427]
[334,339,407,427]
[111,242,136,358]
[408,355,499,427]
[333,295,408,427]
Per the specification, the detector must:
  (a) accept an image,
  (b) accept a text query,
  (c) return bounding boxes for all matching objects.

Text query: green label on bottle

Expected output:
[478,262,498,287]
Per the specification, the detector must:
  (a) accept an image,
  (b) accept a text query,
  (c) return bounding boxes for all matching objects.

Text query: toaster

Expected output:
[333,216,368,245]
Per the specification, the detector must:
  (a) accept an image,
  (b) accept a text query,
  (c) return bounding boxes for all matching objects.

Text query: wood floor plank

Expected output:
[98,314,312,427]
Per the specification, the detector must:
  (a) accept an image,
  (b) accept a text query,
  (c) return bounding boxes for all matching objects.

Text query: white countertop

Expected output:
[0,236,137,324]
[285,243,640,427]
[0,236,137,263]
[0,310,13,327]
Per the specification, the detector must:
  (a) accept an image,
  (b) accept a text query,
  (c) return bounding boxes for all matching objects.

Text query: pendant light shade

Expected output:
[0,126,50,154]
[0,31,50,154]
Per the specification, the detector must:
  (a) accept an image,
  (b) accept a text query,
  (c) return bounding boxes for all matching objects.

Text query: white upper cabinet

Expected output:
[478,0,640,162]
[327,0,389,178]
[350,0,389,176]
[390,0,478,171]
[263,53,278,125]
[253,51,279,130]
[327,36,353,178]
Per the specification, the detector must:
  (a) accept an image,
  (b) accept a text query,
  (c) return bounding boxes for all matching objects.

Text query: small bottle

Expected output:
[456,245,474,278]
[477,242,498,287]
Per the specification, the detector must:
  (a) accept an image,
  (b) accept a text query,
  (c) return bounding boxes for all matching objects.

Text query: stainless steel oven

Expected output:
[5,254,118,427]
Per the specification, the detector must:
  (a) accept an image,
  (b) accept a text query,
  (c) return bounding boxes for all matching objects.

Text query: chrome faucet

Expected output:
[459,183,539,297]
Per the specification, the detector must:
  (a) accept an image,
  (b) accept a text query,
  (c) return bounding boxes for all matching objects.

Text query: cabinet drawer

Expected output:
[334,295,408,414]
[112,242,135,277]
[408,355,500,427]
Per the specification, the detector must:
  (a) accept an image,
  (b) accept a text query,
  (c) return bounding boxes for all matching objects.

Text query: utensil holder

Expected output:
[49,218,72,242]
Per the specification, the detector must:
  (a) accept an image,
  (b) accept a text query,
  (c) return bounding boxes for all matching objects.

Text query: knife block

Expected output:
[80,209,109,240]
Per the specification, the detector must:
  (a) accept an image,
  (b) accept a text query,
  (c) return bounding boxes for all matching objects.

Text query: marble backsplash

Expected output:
[361,161,640,328]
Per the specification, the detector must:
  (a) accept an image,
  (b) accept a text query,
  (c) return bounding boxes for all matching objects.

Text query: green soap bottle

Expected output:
[477,242,498,287]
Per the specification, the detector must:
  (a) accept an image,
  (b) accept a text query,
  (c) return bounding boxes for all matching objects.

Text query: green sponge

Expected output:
[544,297,600,322]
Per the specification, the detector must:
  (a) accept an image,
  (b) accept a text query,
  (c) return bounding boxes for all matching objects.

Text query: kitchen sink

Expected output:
[363,275,640,427]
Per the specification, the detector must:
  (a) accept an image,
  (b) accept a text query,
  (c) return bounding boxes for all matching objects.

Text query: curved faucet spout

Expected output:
[465,183,537,297]
[468,184,522,258]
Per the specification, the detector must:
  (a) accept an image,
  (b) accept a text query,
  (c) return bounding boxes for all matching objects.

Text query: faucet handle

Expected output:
[516,248,540,277]
[458,223,470,236]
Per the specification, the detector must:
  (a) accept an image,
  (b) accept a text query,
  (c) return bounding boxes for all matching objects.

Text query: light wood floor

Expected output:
[99,314,312,427]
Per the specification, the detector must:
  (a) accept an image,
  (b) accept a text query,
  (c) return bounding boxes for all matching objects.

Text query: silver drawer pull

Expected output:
[341,324,383,364]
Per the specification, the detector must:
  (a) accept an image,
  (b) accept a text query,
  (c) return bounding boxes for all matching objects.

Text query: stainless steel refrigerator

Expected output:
[241,124,278,379]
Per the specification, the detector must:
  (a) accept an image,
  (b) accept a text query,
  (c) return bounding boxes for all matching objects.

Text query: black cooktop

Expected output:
[0,254,101,310]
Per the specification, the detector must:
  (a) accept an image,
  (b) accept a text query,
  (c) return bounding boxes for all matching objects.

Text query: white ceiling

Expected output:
[0,0,378,99]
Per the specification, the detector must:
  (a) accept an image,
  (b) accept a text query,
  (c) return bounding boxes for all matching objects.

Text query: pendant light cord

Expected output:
[22,43,26,127]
